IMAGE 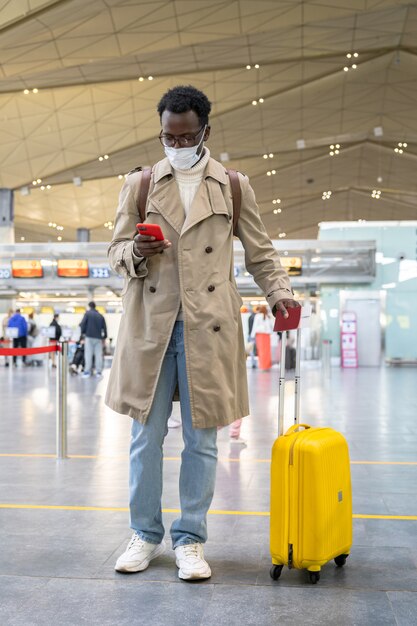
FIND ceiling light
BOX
[57,236,62,241]
[258,98,264,103]
[148,76,153,80]
[296,139,306,150]
[346,53,352,59]
[272,198,281,204]
[373,126,384,137]
[263,154,268,159]
[20,237,25,241]
[99,156,104,161]
[32,180,37,186]
[37,178,41,183]
[20,186,30,196]
[343,66,349,72]
[118,174,123,179]
[254,64,260,69]
[252,100,257,106]
[138,77,144,82]
[269,153,273,158]
[32,88,38,93]
[46,185,51,190]
[371,189,381,199]
[104,154,109,159]
[23,89,29,95]
[352,64,357,69]
[40,185,45,190]
[246,65,251,70]
[353,52,359,58]
[73,176,82,186]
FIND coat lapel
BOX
[181,157,231,236]
[147,176,185,236]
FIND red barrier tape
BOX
[0,345,60,356]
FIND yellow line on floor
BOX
[0,504,416,520]
[1,453,416,466]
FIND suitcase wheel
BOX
[334,554,349,568]
[308,571,320,584]
[270,564,283,581]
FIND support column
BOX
[77,228,90,242]
[0,189,15,244]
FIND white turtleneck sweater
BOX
[172,147,211,320]
[172,147,211,217]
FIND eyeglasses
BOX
[159,125,205,148]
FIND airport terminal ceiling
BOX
[1,0,417,244]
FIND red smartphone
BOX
[273,305,301,332]
[136,223,164,241]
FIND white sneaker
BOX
[167,416,181,428]
[175,543,211,580]
[115,533,166,573]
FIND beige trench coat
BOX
[105,155,293,428]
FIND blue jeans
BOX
[84,337,103,373]
[129,321,218,548]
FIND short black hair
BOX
[157,85,211,126]
[89,301,96,309]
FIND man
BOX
[7,309,28,367]
[106,85,299,580]
[49,313,62,369]
[80,301,107,378]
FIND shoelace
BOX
[128,534,146,550]
[181,544,200,558]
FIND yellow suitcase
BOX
[270,325,352,584]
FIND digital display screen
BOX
[11,260,43,278]
[280,257,302,276]
[57,259,89,278]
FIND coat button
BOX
[213,325,221,332]
[149,286,156,293]
[205,246,213,253]
[208,285,215,292]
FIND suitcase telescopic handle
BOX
[278,326,302,437]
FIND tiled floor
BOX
[0,360,416,625]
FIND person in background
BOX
[27,312,38,343]
[1,308,14,367]
[80,301,107,378]
[250,305,274,370]
[49,313,62,368]
[247,305,259,368]
[7,308,28,367]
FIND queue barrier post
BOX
[56,340,68,459]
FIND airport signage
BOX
[0,265,11,279]
[280,256,302,276]
[11,260,43,278]
[90,266,111,279]
[57,259,89,278]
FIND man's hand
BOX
[273,298,301,319]
[133,234,171,258]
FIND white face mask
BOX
[164,126,206,170]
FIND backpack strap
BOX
[137,167,152,222]
[226,169,241,236]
